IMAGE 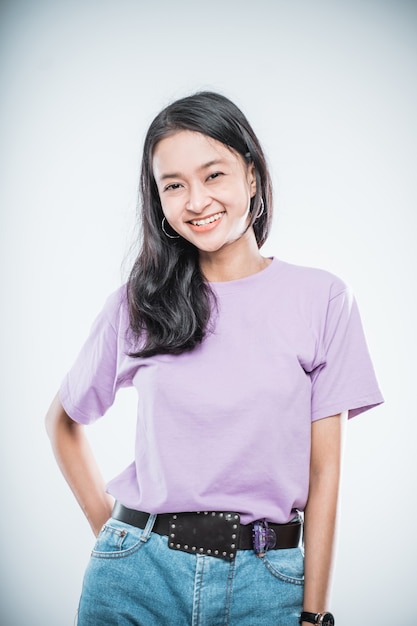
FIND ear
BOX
[248,162,257,197]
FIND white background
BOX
[1,1,415,624]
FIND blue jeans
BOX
[77,515,304,625]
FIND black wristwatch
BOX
[300,611,335,626]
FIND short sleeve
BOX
[59,287,134,424]
[310,287,384,421]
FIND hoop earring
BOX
[162,217,180,239]
[255,197,265,219]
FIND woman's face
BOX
[152,130,256,254]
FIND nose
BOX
[187,182,212,214]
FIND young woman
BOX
[45,92,383,626]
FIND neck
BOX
[199,231,270,282]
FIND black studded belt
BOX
[112,502,302,561]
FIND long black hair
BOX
[127,91,273,357]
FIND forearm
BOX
[302,414,344,621]
[302,465,339,615]
[45,392,114,536]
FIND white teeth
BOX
[190,212,224,226]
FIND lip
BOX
[187,211,225,232]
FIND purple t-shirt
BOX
[60,258,383,524]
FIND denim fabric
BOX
[77,516,304,626]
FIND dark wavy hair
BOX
[127,91,273,357]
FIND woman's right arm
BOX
[45,392,114,536]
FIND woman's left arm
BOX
[302,412,347,623]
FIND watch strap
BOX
[300,613,320,624]
[300,612,335,625]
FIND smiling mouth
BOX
[189,212,225,227]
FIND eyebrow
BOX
[158,159,225,182]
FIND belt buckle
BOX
[252,519,277,556]
[168,511,240,561]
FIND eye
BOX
[207,172,223,181]
[164,182,182,192]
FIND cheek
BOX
[161,203,187,228]
[236,185,252,212]
[159,196,177,216]
[224,181,250,204]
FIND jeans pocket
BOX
[261,547,304,585]
[91,519,145,560]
